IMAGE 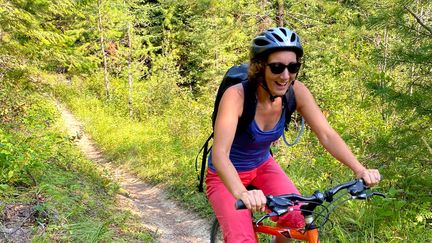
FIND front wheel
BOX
[210,217,223,243]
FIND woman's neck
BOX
[256,84,280,104]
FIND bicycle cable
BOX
[288,201,330,230]
[319,194,353,229]
[311,204,331,228]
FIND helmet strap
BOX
[259,78,296,102]
[260,80,279,102]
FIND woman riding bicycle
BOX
[206,27,381,243]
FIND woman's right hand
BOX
[238,189,267,212]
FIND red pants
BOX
[206,157,304,243]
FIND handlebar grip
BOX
[235,200,247,210]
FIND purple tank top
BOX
[208,111,285,172]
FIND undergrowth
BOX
[0,80,153,242]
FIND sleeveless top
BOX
[208,110,285,172]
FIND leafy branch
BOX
[404,6,432,36]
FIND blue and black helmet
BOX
[251,27,303,59]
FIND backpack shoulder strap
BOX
[237,80,257,131]
[195,132,213,192]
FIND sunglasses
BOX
[267,62,301,74]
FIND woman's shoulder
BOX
[292,80,306,89]
[218,83,245,117]
[223,83,245,101]
[292,80,311,96]
[292,80,317,110]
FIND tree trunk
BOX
[97,0,110,99]
[127,18,134,119]
[409,0,423,96]
[276,0,284,27]
[257,0,271,32]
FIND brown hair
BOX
[247,58,266,89]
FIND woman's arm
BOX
[212,84,266,212]
[294,81,381,186]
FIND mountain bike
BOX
[210,179,384,243]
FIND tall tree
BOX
[276,0,284,27]
[97,0,110,99]
[257,0,272,32]
[124,0,134,119]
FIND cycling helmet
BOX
[251,27,303,59]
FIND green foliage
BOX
[0,97,56,186]
[0,0,153,236]
[0,84,153,241]
[3,0,432,241]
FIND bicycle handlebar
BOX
[235,200,248,210]
[235,179,385,211]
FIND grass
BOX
[0,91,153,242]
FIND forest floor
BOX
[55,101,211,243]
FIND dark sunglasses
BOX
[267,62,301,74]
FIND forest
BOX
[1,0,431,241]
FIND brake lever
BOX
[267,195,294,208]
[370,192,386,198]
[352,192,367,200]
[353,191,386,200]
[266,195,293,216]
[256,212,278,226]
[348,179,367,196]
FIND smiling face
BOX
[264,51,299,97]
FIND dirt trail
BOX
[55,101,211,243]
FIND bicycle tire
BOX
[210,217,223,243]
[210,216,274,242]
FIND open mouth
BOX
[275,81,289,87]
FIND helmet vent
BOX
[272,33,284,42]
[290,33,297,42]
[251,27,303,58]
[255,39,270,46]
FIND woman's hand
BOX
[238,189,267,212]
[356,169,381,186]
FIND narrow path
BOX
[55,101,211,243]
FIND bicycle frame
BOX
[253,223,319,243]
[250,200,321,242]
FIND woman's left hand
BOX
[356,169,381,187]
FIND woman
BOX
[206,27,381,243]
